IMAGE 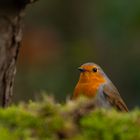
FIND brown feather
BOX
[103,83,128,112]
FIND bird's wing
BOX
[103,82,128,112]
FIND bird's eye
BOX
[93,67,97,72]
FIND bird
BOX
[72,62,128,112]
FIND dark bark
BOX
[0,0,37,107]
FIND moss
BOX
[0,96,139,140]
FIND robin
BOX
[72,62,128,112]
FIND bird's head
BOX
[78,62,106,83]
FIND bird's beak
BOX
[78,67,85,72]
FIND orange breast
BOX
[73,82,100,99]
[73,69,106,99]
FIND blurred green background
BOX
[14,0,140,109]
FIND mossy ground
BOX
[0,96,139,140]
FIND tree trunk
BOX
[0,0,37,107]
